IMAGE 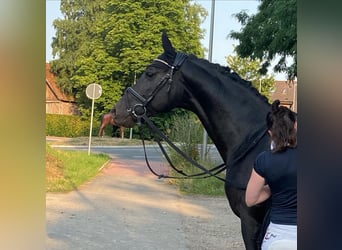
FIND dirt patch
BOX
[46,153,64,181]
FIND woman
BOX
[246,100,297,250]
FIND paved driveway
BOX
[46,151,244,249]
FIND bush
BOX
[169,112,203,159]
[166,113,225,195]
[46,114,91,137]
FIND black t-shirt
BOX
[254,147,297,225]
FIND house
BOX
[271,80,297,112]
[46,63,80,115]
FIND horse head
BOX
[114,33,187,128]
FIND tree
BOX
[50,0,207,119]
[227,53,275,99]
[229,0,296,79]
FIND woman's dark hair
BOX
[266,100,297,152]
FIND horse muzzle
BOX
[112,100,136,128]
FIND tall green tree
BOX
[227,53,275,99]
[229,0,296,79]
[51,0,104,95]
[50,0,207,119]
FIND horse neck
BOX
[179,59,270,161]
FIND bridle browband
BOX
[125,52,188,123]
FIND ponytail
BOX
[267,100,297,152]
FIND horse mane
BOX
[187,54,270,104]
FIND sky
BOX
[46,0,286,80]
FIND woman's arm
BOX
[245,169,271,207]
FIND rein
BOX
[139,113,227,181]
[137,113,268,182]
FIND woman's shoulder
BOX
[255,150,273,164]
[256,149,273,159]
[283,146,298,156]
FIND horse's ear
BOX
[162,32,176,58]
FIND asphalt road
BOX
[54,144,167,159]
[51,144,223,163]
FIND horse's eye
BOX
[145,71,154,77]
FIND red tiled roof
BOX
[271,80,296,103]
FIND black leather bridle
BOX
[125,52,188,124]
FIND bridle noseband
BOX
[125,52,187,122]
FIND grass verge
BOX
[46,144,110,192]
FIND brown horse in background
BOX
[98,113,125,139]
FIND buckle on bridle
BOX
[131,103,146,118]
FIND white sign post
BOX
[86,83,102,155]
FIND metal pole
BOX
[201,0,215,160]
[208,0,215,63]
[129,72,136,139]
[88,86,96,155]
[129,125,133,139]
[292,80,297,112]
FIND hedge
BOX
[46,114,92,137]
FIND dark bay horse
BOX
[98,113,125,139]
[113,33,271,250]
